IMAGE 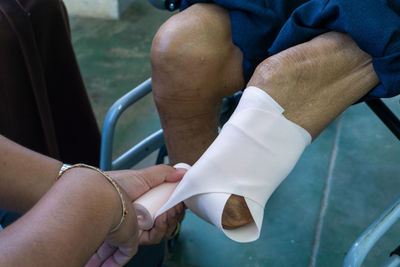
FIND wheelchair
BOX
[100,79,400,267]
[100,1,400,266]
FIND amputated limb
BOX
[153,6,379,232]
[221,32,380,229]
[221,194,253,230]
[248,32,379,138]
[155,86,310,242]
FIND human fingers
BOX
[85,254,102,267]
[135,165,185,190]
[165,167,187,183]
[114,165,184,200]
[85,243,116,267]
[139,213,168,245]
[101,245,138,267]
[165,203,185,238]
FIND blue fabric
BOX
[269,0,400,100]
[181,0,400,100]
[180,0,308,82]
[0,210,19,227]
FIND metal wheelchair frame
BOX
[100,78,239,171]
[105,2,400,263]
[100,83,400,267]
[340,100,400,267]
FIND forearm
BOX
[0,135,62,213]
[0,168,121,267]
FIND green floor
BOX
[70,1,400,266]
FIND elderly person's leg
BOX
[221,32,380,229]
[151,3,255,229]
[152,6,379,230]
[248,32,379,139]
[151,3,245,165]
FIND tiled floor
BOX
[70,2,400,266]
[70,1,171,158]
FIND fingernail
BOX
[173,163,190,170]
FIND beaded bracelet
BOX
[58,163,71,176]
[56,163,127,233]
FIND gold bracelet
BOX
[58,163,71,177]
[56,163,127,233]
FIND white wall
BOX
[63,0,134,19]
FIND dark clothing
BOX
[181,0,308,82]
[181,0,400,100]
[0,1,164,265]
[269,0,400,101]
[0,0,100,165]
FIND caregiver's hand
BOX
[86,165,186,267]
[111,165,186,245]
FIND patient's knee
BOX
[152,14,220,77]
[248,58,282,90]
[150,15,196,73]
[151,20,216,102]
[151,3,239,100]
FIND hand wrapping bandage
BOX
[133,163,188,230]
[133,181,179,230]
[138,86,311,242]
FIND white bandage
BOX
[132,163,189,230]
[133,181,179,230]
[155,86,311,242]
